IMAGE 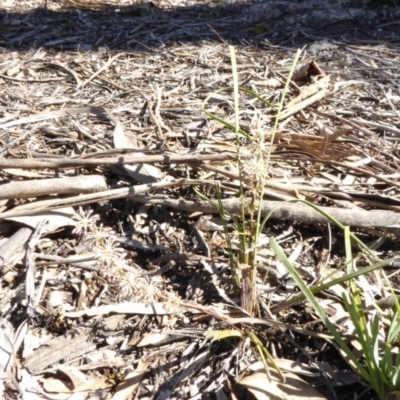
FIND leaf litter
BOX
[0,0,400,399]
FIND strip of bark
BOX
[0,175,107,200]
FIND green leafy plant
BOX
[271,229,400,400]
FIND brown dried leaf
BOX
[234,370,326,400]
[111,358,147,400]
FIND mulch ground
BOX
[1,1,400,399]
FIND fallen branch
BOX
[132,194,400,234]
[0,153,239,169]
[2,179,400,235]
[0,179,216,218]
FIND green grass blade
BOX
[201,86,274,140]
[259,198,375,261]
[392,355,400,386]
[272,256,399,312]
[268,48,301,165]
[271,237,371,381]
[388,312,400,344]
[228,46,248,262]
[248,332,283,379]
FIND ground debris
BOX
[0,1,400,399]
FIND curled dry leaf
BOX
[130,332,169,347]
[113,110,164,183]
[233,370,327,400]
[249,359,320,378]
[5,207,76,233]
[40,369,107,395]
[111,358,147,400]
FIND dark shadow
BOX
[0,1,399,53]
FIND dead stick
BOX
[0,179,216,219]
[2,183,400,235]
[132,195,400,233]
[78,53,122,89]
[0,153,240,170]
